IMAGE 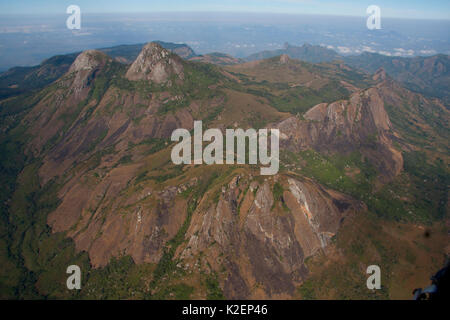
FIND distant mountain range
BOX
[344,52,450,103]
[0,41,196,100]
[243,43,450,103]
[190,52,244,66]
[1,41,449,103]
[0,53,79,99]
[100,41,197,64]
[245,43,341,63]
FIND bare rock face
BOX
[47,172,196,267]
[69,50,108,73]
[67,50,109,97]
[23,50,110,159]
[279,54,290,64]
[125,42,184,84]
[276,86,403,182]
[178,175,362,299]
[372,67,387,81]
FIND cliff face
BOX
[177,174,363,298]
[276,84,403,182]
[125,42,184,84]
[48,174,197,267]
[68,50,110,96]
[23,50,109,161]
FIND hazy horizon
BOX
[0,11,449,71]
[1,0,449,20]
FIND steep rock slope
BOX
[125,43,184,84]
[276,82,403,183]
[178,174,363,298]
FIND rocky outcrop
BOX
[125,42,184,84]
[69,50,108,73]
[48,172,198,267]
[178,174,363,298]
[372,67,387,82]
[276,85,403,182]
[279,54,290,64]
[22,50,111,160]
[67,50,109,96]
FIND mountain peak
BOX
[154,41,196,59]
[68,50,108,73]
[279,54,290,64]
[372,67,387,81]
[246,42,341,64]
[125,42,184,84]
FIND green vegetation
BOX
[267,81,350,114]
[284,148,448,223]
[148,170,225,299]
[385,101,449,151]
[238,80,350,115]
[285,150,376,197]
[157,98,191,115]
[205,274,225,300]
[272,182,289,212]
[117,154,133,165]
[128,138,167,155]
[0,158,91,299]
[345,52,450,103]
[401,151,448,221]
[296,206,447,300]
[297,280,316,300]
[0,53,78,100]
[80,256,150,299]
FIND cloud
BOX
[337,46,352,54]
[419,49,437,55]
[362,46,376,53]
[378,50,392,56]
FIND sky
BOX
[0,0,449,20]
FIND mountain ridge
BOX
[0,41,448,300]
[245,42,342,63]
[1,41,449,104]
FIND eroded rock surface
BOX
[276,85,403,182]
[178,175,363,298]
[125,42,184,84]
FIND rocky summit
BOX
[125,42,184,84]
